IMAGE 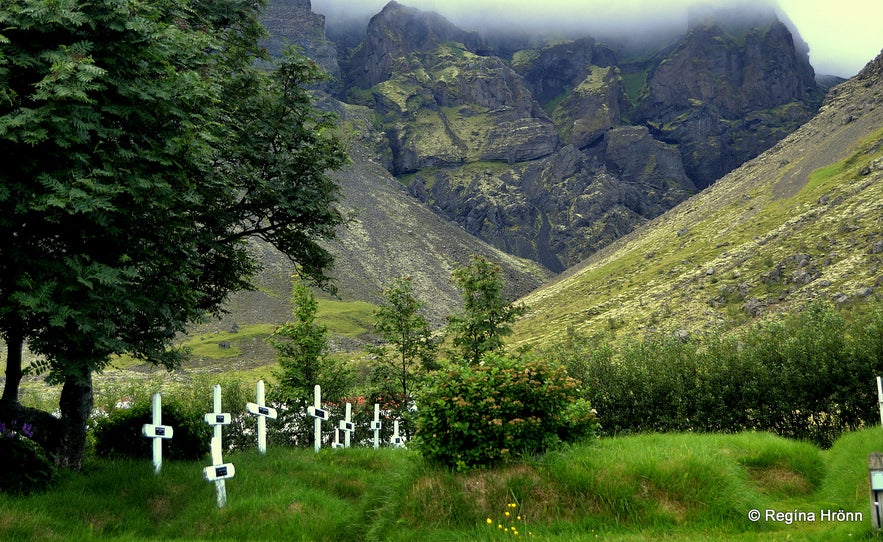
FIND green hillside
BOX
[513,54,883,347]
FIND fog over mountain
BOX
[310,0,883,78]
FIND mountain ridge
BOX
[513,50,883,345]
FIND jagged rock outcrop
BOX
[343,0,487,89]
[261,0,341,91]
[369,41,558,174]
[408,136,695,272]
[636,6,824,188]
[261,0,827,277]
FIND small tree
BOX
[447,256,526,364]
[267,278,353,447]
[369,276,438,437]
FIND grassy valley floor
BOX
[3,429,883,541]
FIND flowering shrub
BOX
[0,420,57,494]
[413,353,599,469]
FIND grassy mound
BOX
[1,430,881,540]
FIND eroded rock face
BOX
[344,0,487,89]
[262,0,826,273]
[261,0,341,91]
[370,42,558,174]
[636,9,823,188]
[408,138,695,272]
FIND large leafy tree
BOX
[0,0,346,468]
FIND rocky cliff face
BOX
[343,1,487,89]
[260,0,341,92]
[262,0,826,275]
[635,8,823,187]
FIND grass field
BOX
[3,429,883,541]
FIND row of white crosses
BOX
[141,382,403,508]
[307,384,404,451]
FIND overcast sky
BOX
[310,0,883,78]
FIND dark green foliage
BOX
[0,422,56,495]
[549,301,883,447]
[414,353,599,470]
[0,0,345,468]
[267,279,356,447]
[369,276,438,438]
[92,400,210,461]
[447,256,526,364]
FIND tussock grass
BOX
[2,430,880,540]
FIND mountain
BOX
[198,101,552,340]
[512,51,883,346]
[292,0,824,272]
[249,0,852,339]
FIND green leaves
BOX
[447,256,527,364]
[414,353,598,470]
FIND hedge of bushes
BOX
[547,302,883,447]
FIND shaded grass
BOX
[1,430,880,540]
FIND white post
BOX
[203,384,234,508]
[877,377,883,426]
[371,403,382,449]
[141,393,173,474]
[391,420,404,448]
[246,380,277,454]
[338,402,354,448]
[306,385,329,453]
[332,428,344,448]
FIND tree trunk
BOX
[0,331,63,458]
[1,328,24,406]
[56,367,93,470]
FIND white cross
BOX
[246,380,277,454]
[141,393,173,474]
[332,428,344,448]
[306,384,329,453]
[391,419,404,448]
[338,402,354,448]
[370,403,382,449]
[877,377,883,426]
[203,384,234,508]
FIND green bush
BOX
[548,301,883,447]
[0,422,57,495]
[414,354,599,470]
[92,399,211,461]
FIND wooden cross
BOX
[338,402,354,448]
[245,380,277,454]
[370,403,382,449]
[202,384,235,508]
[306,385,329,453]
[141,393,173,474]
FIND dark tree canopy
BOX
[0,0,346,468]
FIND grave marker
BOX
[876,377,883,426]
[306,385,329,452]
[391,420,404,448]
[371,403,382,449]
[332,428,344,449]
[338,402,354,448]
[203,384,234,508]
[245,380,277,454]
[141,393,173,474]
